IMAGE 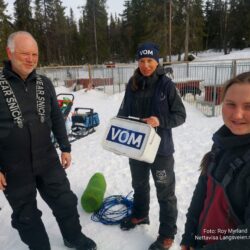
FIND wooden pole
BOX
[86,64,93,92]
[184,0,190,61]
[169,0,172,62]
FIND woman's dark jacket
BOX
[181,125,250,250]
[0,61,70,172]
[117,67,186,156]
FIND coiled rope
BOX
[91,192,133,225]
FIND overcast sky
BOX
[5,0,125,20]
[61,0,125,19]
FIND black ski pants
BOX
[3,162,82,250]
[1,123,82,250]
[129,154,177,238]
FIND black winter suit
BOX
[0,62,82,250]
[118,67,186,238]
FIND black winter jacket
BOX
[181,125,250,250]
[0,61,70,153]
[118,67,186,156]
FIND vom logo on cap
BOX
[136,42,160,62]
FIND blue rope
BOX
[91,192,133,225]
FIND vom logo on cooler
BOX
[106,125,145,149]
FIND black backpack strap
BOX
[222,149,250,187]
[207,146,221,174]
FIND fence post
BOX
[212,66,218,117]
[112,67,114,94]
[232,59,237,77]
[102,67,106,93]
[118,67,122,93]
[186,61,189,78]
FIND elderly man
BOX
[0,31,97,250]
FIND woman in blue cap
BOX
[118,42,186,250]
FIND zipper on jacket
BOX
[142,79,146,90]
[22,80,28,92]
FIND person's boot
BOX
[120,216,150,230]
[148,235,173,250]
[64,233,97,250]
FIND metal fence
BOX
[1,58,249,116]
[37,64,137,94]
[36,59,250,116]
[170,59,250,116]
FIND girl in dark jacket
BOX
[118,42,186,250]
[181,71,250,250]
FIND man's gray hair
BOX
[7,31,36,52]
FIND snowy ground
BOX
[0,87,223,250]
[173,48,250,62]
[0,49,249,250]
[194,48,250,61]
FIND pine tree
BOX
[0,0,13,64]
[33,0,46,64]
[129,0,150,54]
[120,0,134,61]
[51,0,68,64]
[13,0,33,31]
[145,0,170,60]
[204,0,225,51]
[172,0,186,60]
[108,14,123,62]
[35,0,69,65]
[228,0,250,49]
[79,0,109,64]
[189,0,205,53]
[66,8,81,64]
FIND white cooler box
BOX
[102,117,161,163]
